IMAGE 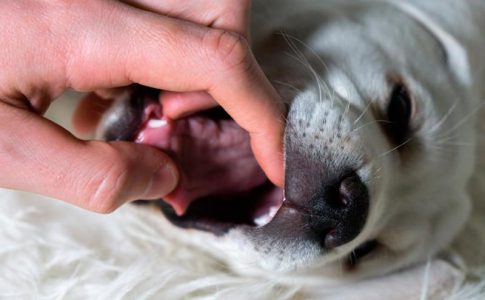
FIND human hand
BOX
[75,0,286,187]
[0,0,284,213]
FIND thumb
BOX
[0,102,178,213]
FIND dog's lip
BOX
[157,183,284,234]
[131,99,285,230]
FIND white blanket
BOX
[0,188,483,300]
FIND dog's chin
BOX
[108,89,285,235]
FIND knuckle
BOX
[205,29,251,72]
[84,146,132,214]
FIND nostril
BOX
[339,176,354,206]
[339,173,366,207]
[324,228,339,249]
[327,173,365,209]
[310,172,369,249]
[339,194,349,207]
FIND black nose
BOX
[307,173,369,249]
[285,167,369,249]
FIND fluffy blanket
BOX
[0,189,484,300]
[0,94,484,300]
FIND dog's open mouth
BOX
[113,90,284,234]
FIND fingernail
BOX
[145,162,179,199]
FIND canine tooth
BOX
[254,206,279,227]
[135,132,145,143]
[268,206,279,218]
[254,214,271,227]
[147,119,168,128]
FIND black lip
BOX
[101,86,160,142]
[158,181,277,235]
[154,201,237,236]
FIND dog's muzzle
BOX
[98,86,368,250]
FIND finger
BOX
[161,89,285,186]
[58,1,284,185]
[204,39,286,187]
[72,93,113,135]
[94,87,131,100]
[0,102,179,213]
[121,0,251,36]
[160,91,217,119]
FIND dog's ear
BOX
[387,0,472,86]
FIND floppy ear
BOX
[386,0,472,86]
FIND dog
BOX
[96,0,485,292]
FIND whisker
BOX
[434,141,473,147]
[378,137,413,158]
[352,119,392,133]
[436,101,485,139]
[273,80,302,93]
[284,51,324,103]
[353,101,373,126]
[279,33,337,99]
[344,101,351,123]
[419,256,432,300]
[280,32,337,105]
[428,101,458,133]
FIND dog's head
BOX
[97,2,478,279]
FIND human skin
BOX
[0,0,284,213]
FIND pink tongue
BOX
[135,108,267,215]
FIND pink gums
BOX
[134,104,268,215]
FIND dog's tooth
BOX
[254,206,279,227]
[135,132,145,143]
[254,214,271,227]
[147,119,168,128]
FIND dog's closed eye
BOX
[385,83,413,146]
[346,240,379,270]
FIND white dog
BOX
[97,0,485,297]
